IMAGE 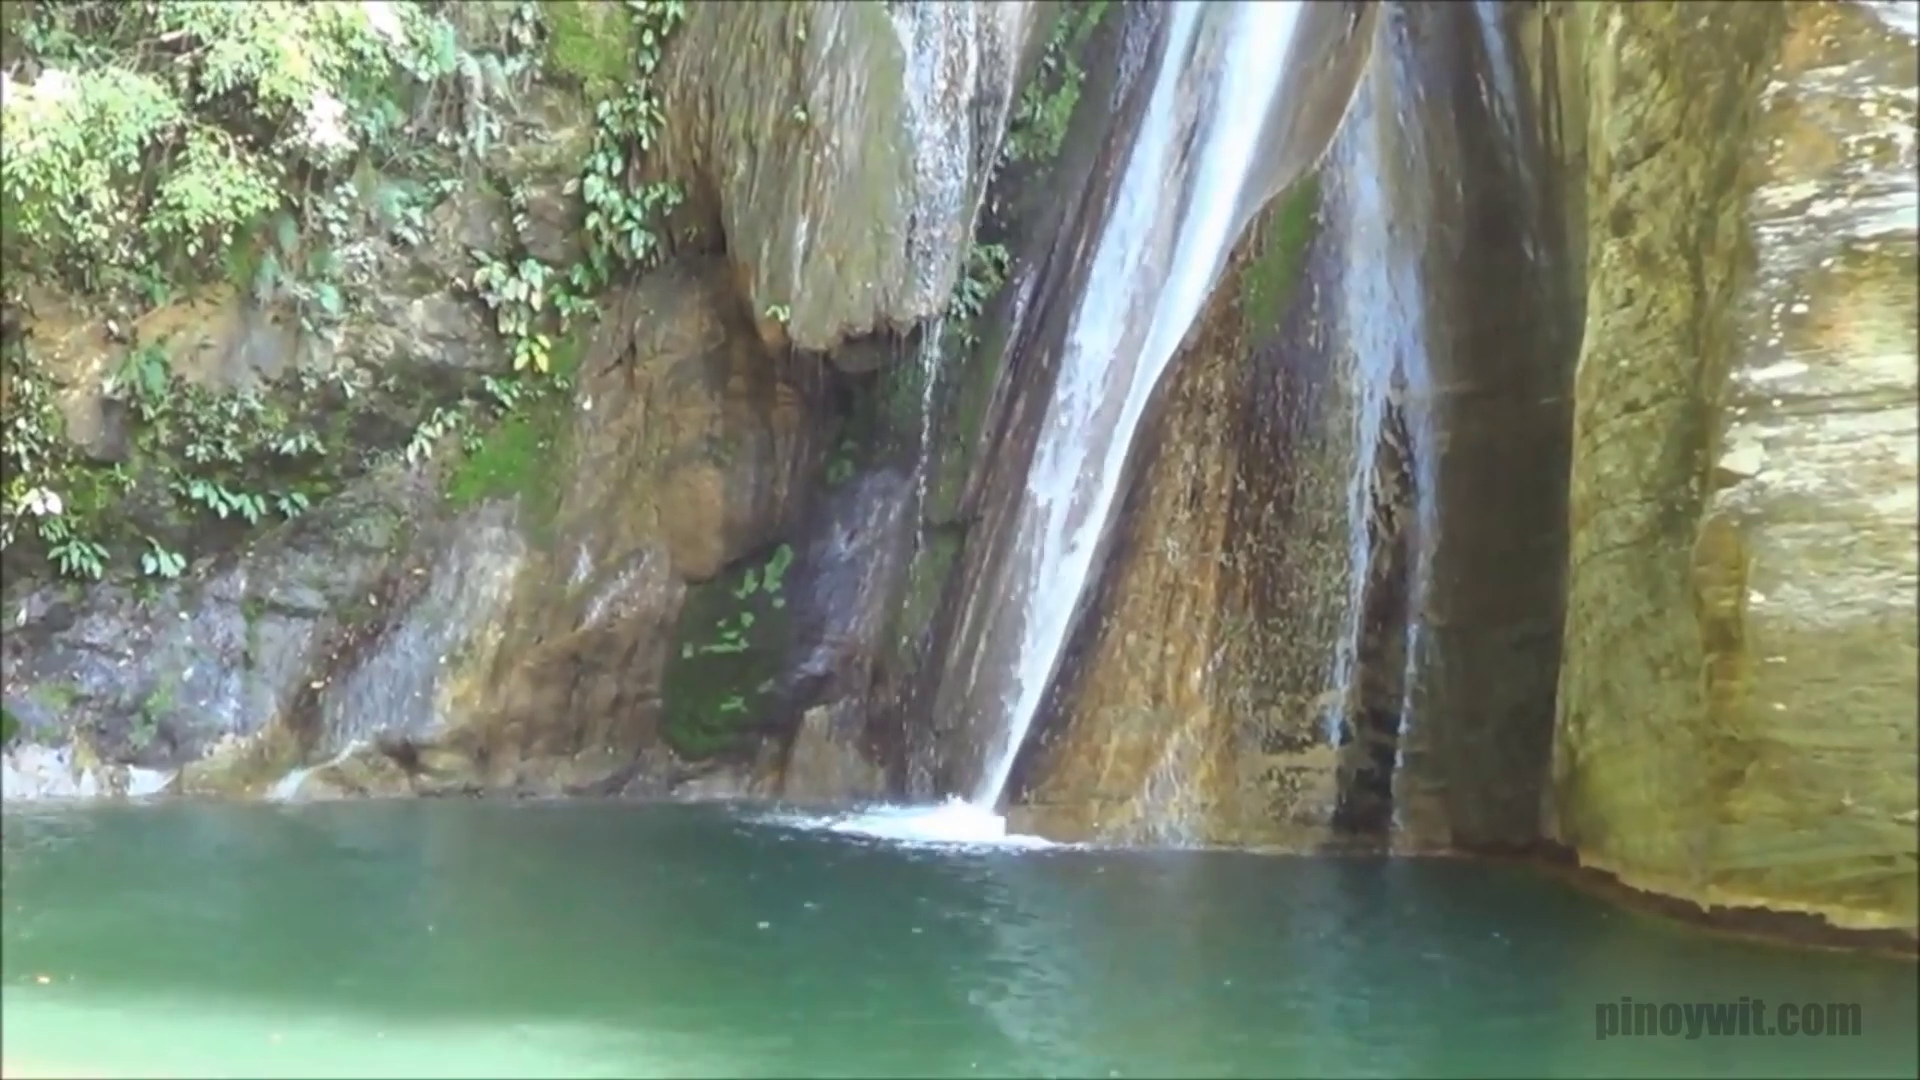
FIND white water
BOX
[969,1,1313,810]
[911,319,947,524]
[1319,21,1438,803]
[266,741,367,801]
[769,797,1061,850]
[889,1,1033,311]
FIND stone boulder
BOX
[656,1,1038,355]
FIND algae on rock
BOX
[1549,0,1918,934]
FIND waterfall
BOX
[910,320,946,535]
[267,741,367,802]
[966,1,1320,810]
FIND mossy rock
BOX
[1003,0,1114,166]
[442,330,583,530]
[444,399,565,511]
[1239,174,1323,340]
[886,525,961,676]
[659,542,799,760]
[541,1,637,98]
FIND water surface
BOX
[2,802,1913,1078]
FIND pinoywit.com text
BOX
[1594,998,1863,1041]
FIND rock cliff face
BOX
[5,261,824,800]
[654,0,1036,356]
[2,0,1049,803]
[1547,0,1918,933]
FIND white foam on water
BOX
[765,798,1061,851]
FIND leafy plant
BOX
[0,0,535,576]
[0,0,695,581]
[140,538,188,579]
[1,2,476,295]
[1002,1,1109,165]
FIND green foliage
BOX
[662,542,797,759]
[572,0,685,290]
[461,0,687,369]
[0,0,540,577]
[2,0,694,581]
[120,343,333,571]
[470,251,570,373]
[947,242,1010,349]
[825,434,861,487]
[0,1,495,295]
[0,323,69,554]
[1002,0,1108,165]
[445,0,686,470]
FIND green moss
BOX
[660,543,798,760]
[60,462,131,524]
[444,332,582,523]
[542,1,637,98]
[1004,0,1111,164]
[1239,174,1323,339]
[1,704,18,744]
[926,309,1011,525]
[444,402,563,510]
[886,527,960,677]
[32,682,77,711]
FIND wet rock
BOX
[657,1,1037,352]
[492,85,596,268]
[1,742,173,801]
[671,739,785,802]
[1362,2,1581,851]
[574,262,818,583]
[292,501,530,791]
[1549,0,1918,934]
[784,468,915,708]
[782,701,888,805]
[1010,161,1354,846]
[2,461,435,796]
[280,749,415,801]
[439,261,821,791]
[6,262,824,803]
[934,2,1387,841]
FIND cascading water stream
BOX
[968,1,1317,810]
[910,320,946,536]
[807,0,1373,847]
